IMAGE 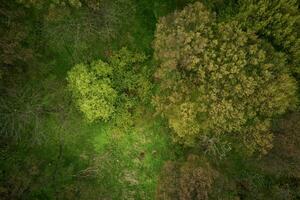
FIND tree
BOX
[236,0,300,76]
[0,1,33,68]
[0,69,66,142]
[17,0,83,9]
[67,48,152,123]
[67,60,117,122]
[261,112,300,178]
[156,155,218,200]
[153,2,298,154]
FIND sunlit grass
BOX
[90,114,180,199]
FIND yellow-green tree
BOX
[67,48,151,124]
[153,2,298,154]
[67,60,117,122]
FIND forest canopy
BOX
[0,0,300,199]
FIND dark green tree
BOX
[237,0,300,75]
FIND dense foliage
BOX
[67,48,152,123]
[237,0,300,75]
[67,60,117,122]
[153,2,298,154]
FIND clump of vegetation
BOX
[67,48,152,123]
[67,60,117,122]
[261,112,300,178]
[237,0,300,75]
[0,1,33,67]
[153,2,298,154]
[156,155,218,200]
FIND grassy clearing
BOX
[90,113,181,199]
[1,105,179,199]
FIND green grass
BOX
[1,106,180,199]
[88,114,180,199]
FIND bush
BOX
[153,2,298,154]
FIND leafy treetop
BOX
[67,48,152,124]
[153,2,298,155]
